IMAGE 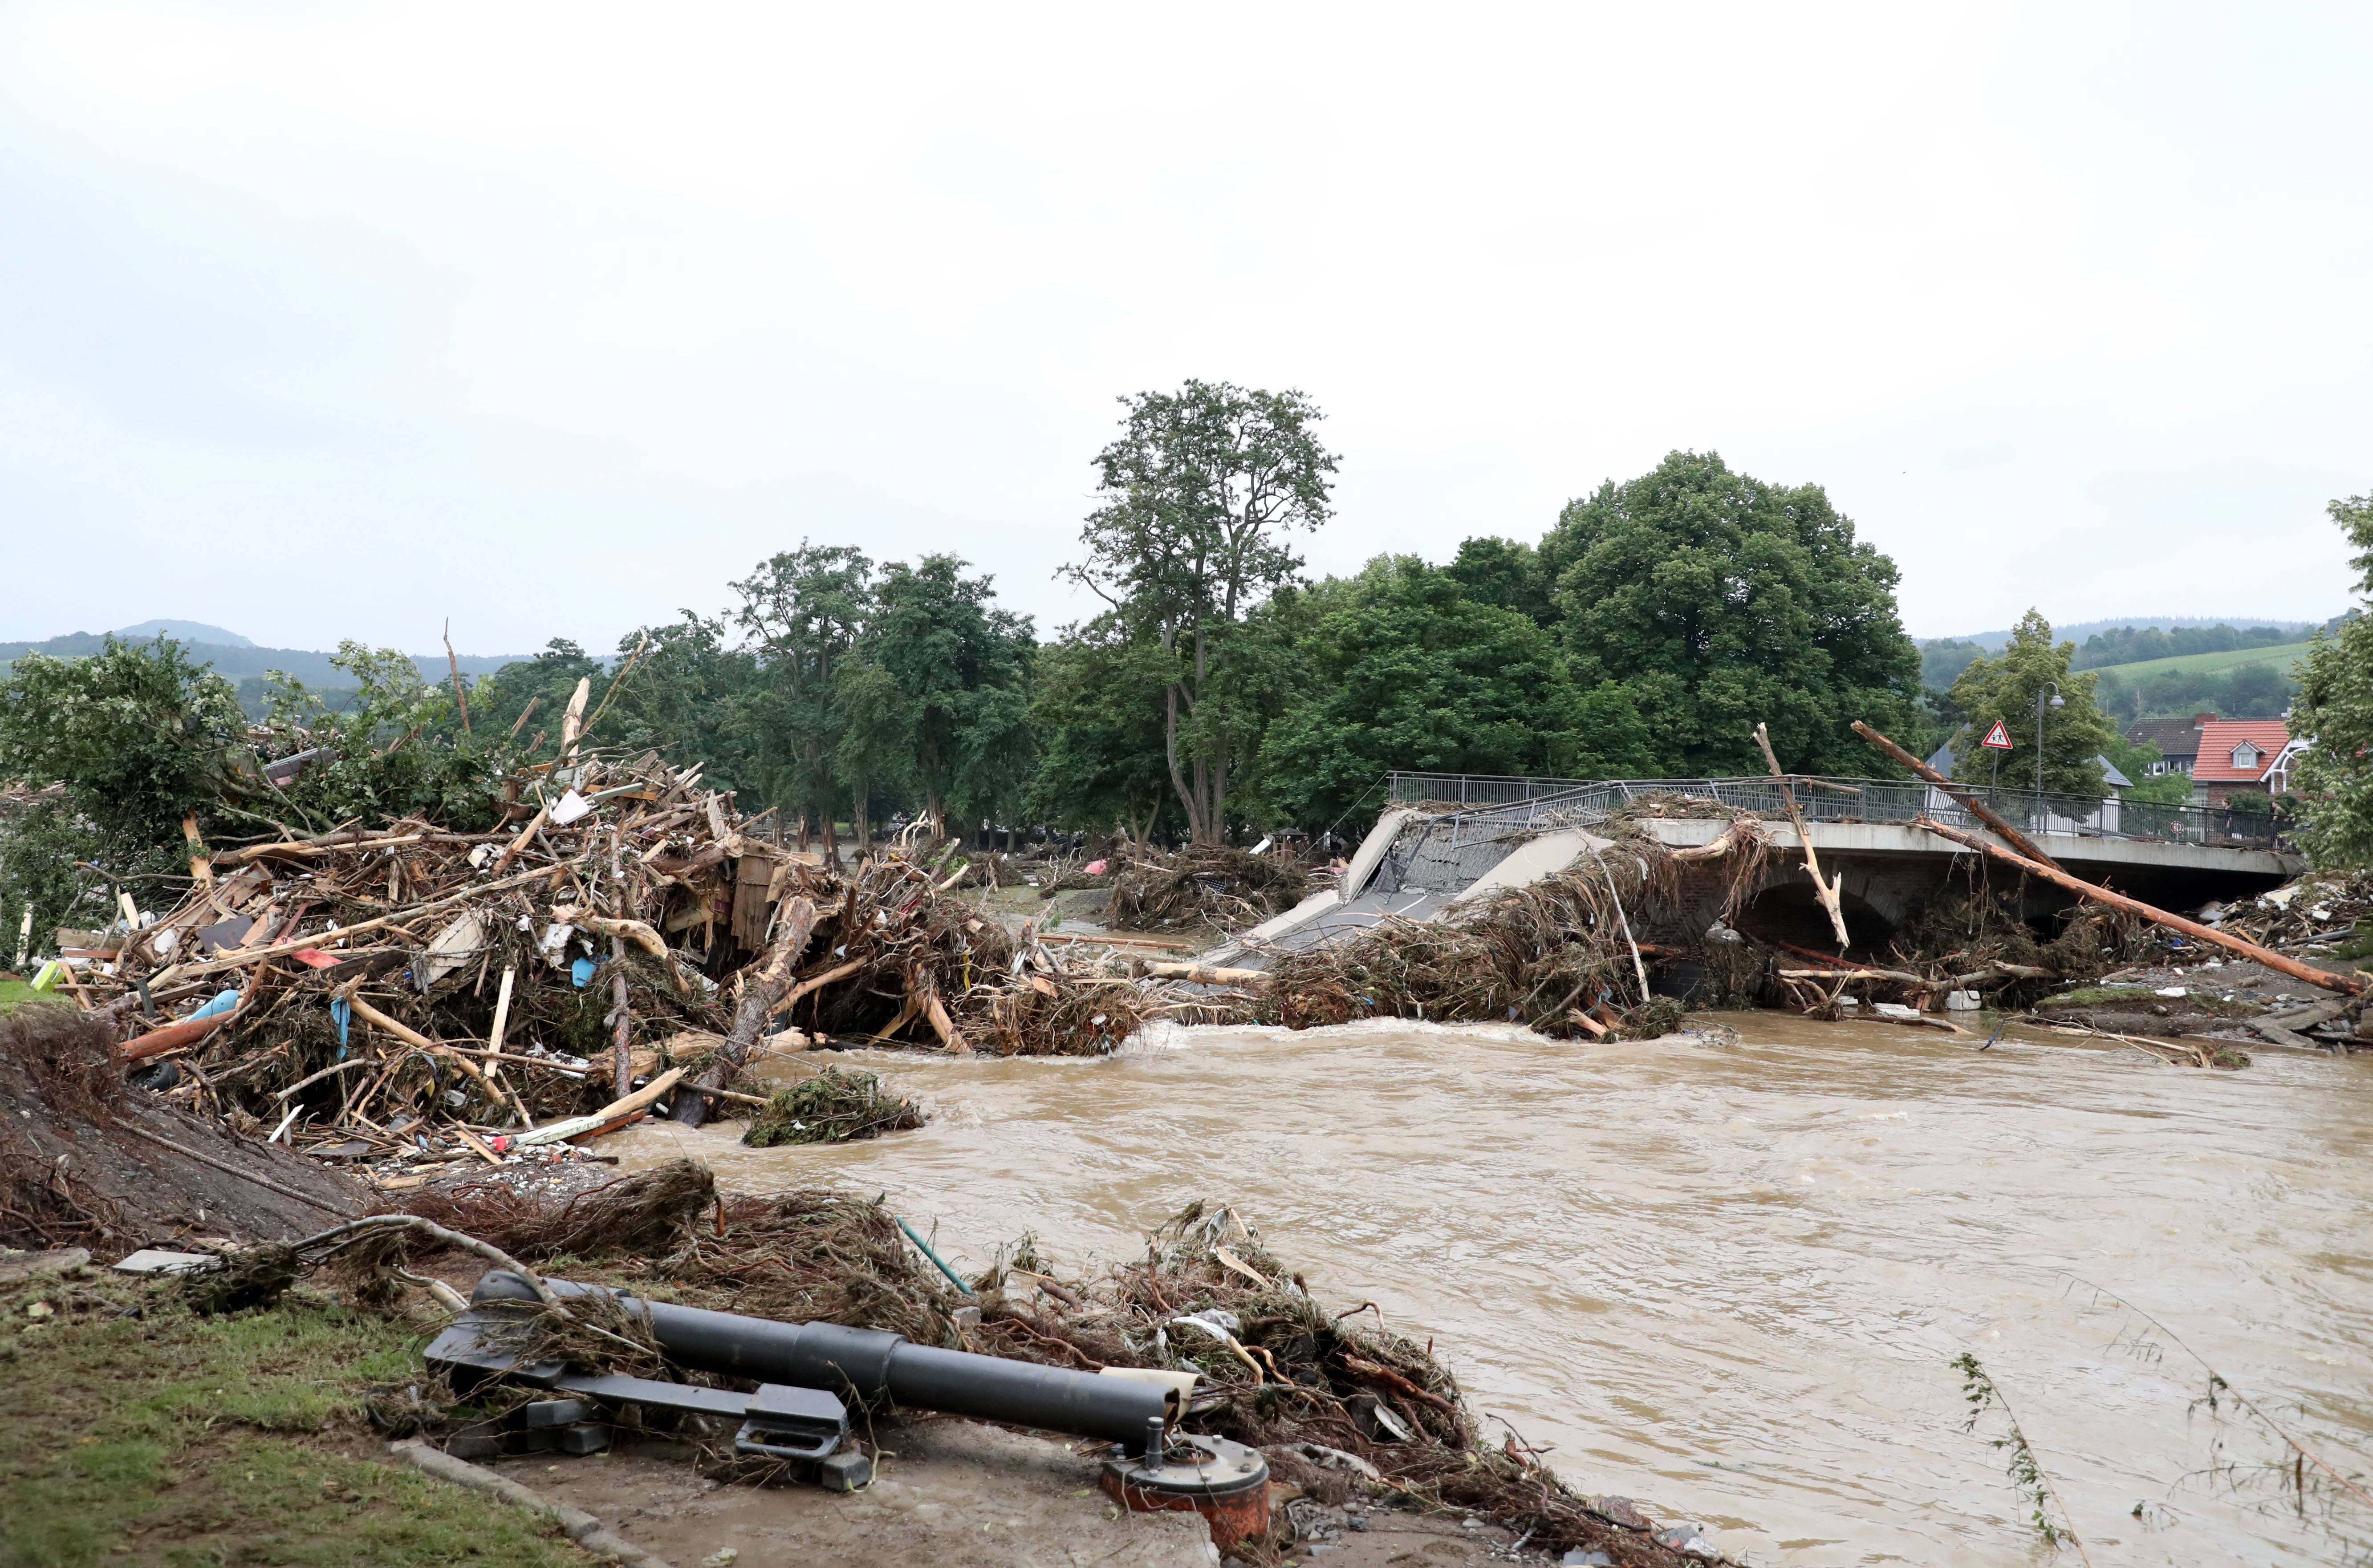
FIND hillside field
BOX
[2086,639,2314,680]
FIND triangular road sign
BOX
[1981,720,2014,750]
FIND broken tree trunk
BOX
[1754,723,1850,949]
[1912,816,2363,997]
[673,895,817,1129]
[1142,960,1273,988]
[1852,719,2064,872]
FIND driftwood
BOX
[1142,960,1273,988]
[673,896,817,1129]
[518,1066,683,1145]
[1853,719,2064,871]
[1755,722,1849,948]
[1913,816,2363,997]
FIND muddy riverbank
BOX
[611,1015,2373,1566]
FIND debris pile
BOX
[2215,874,2373,958]
[32,750,1159,1187]
[743,1067,923,1147]
[1241,848,1689,1040]
[1108,847,1310,934]
[357,1169,1714,1564]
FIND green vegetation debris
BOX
[743,1067,924,1147]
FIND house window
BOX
[2231,743,2259,770]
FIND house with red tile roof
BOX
[2190,718,2290,806]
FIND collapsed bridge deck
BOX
[1215,773,2303,969]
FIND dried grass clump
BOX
[403,1158,720,1261]
[743,1068,922,1147]
[5,1004,124,1126]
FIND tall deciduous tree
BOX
[1068,381,1337,843]
[733,544,872,855]
[865,555,1035,842]
[1025,618,1176,849]
[1542,450,1922,775]
[1945,610,2119,795]
[1260,558,1614,826]
[0,637,246,848]
[2289,492,2373,867]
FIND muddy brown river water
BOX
[610,1017,2373,1565]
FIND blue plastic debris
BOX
[188,989,241,1022]
[571,956,598,988]
[329,996,352,1052]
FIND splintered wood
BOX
[60,749,1157,1177]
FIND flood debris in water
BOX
[344,1167,1724,1565]
[741,1066,922,1147]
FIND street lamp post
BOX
[2035,681,2064,797]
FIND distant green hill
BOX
[0,631,528,685]
[2086,641,2313,680]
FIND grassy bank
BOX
[0,1268,577,1568]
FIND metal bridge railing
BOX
[1383,772,2291,851]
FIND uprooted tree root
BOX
[362,1163,1713,1565]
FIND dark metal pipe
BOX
[472,1272,1168,1446]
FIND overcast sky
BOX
[2,2,2366,655]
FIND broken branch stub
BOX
[1755,722,1850,949]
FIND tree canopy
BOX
[1944,611,2120,795]
[1541,450,1922,775]
[2289,492,2373,867]
[1260,559,1592,825]
[1068,380,1337,843]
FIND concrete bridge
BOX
[1216,773,2304,967]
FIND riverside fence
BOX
[1383,772,2291,852]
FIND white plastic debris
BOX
[548,788,593,827]
[1944,990,1981,1011]
[2156,986,2188,997]
[113,1249,216,1276]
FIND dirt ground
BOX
[2030,956,2361,1045]
[515,1418,1541,1568]
[0,1002,366,1255]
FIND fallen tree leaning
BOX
[1854,719,2064,871]
[1912,816,2363,997]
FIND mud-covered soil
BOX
[2029,957,2361,1045]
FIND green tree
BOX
[1068,380,1337,843]
[1024,619,1176,847]
[733,544,873,854]
[2290,492,2373,866]
[1260,558,1606,826]
[470,639,609,750]
[1945,611,2119,796]
[255,642,514,830]
[830,660,907,856]
[0,637,246,848]
[597,615,760,794]
[1541,450,1922,775]
[1446,536,1556,626]
[865,555,1035,842]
